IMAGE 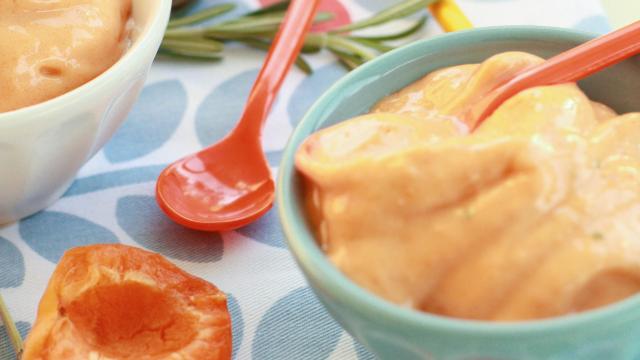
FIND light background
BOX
[601,0,640,28]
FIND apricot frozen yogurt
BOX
[296,51,640,321]
[22,244,232,360]
[0,0,133,113]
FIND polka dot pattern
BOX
[0,237,24,288]
[116,195,223,262]
[19,211,119,263]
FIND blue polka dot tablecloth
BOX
[0,1,612,359]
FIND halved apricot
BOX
[23,244,232,360]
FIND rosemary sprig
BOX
[246,0,292,16]
[161,0,433,72]
[162,38,224,53]
[330,0,435,33]
[350,16,428,41]
[238,38,313,74]
[0,293,23,359]
[167,3,235,28]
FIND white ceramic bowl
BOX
[0,0,172,224]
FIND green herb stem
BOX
[167,3,235,28]
[164,27,207,38]
[331,48,365,70]
[347,37,394,53]
[214,12,332,32]
[303,33,329,49]
[162,0,430,73]
[237,38,313,74]
[165,12,333,38]
[350,16,427,41]
[330,0,435,33]
[162,38,224,53]
[0,293,23,359]
[246,0,291,16]
[160,48,223,61]
[215,12,288,32]
[326,36,378,61]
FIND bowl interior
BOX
[279,26,640,333]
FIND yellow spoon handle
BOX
[429,0,473,32]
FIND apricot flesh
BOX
[23,244,232,360]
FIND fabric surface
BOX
[0,0,611,359]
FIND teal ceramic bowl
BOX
[277,26,640,360]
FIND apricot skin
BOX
[23,244,232,360]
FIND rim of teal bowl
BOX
[278,25,640,337]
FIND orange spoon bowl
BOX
[156,0,320,231]
[156,135,274,231]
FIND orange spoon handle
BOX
[475,20,640,126]
[233,0,321,139]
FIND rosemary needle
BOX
[0,293,23,359]
[168,3,235,28]
[330,0,437,33]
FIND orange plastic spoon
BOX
[156,0,320,231]
[472,20,640,129]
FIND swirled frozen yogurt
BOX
[0,0,133,113]
[296,52,640,321]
